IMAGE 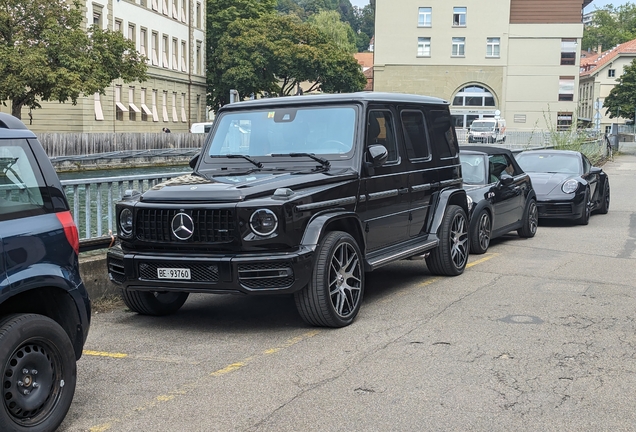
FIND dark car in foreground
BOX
[460,146,538,254]
[108,92,469,328]
[0,113,90,431]
[515,150,610,225]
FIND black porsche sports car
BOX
[460,146,538,254]
[515,149,610,225]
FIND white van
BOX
[190,122,215,134]
[467,118,506,143]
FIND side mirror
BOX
[590,166,602,175]
[498,173,514,186]
[189,154,200,169]
[367,144,388,168]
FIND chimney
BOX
[597,44,602,54]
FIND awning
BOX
[129,103,141,113]
[116,102,128,112]
[141,104,152,115]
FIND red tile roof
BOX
[354,53,374,70]
[580,39,636,76]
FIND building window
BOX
[196,2,201,28]
[173,0,179,19]
[114,19,122,33]
[94,93,104,121]
[140,28,147,57]
[196,41,202,75]
[151,32,159,65]
[152,89,159,122]
[140,0,146,7]
[608,69,616,77]
[559,76,575,101]
[128,87,140,121]
[162,35,169,67]
[162,91,169,122]
[452,85,495,107]
[172,92,178,122]
[557,112,573,131]
[418,7,432,27]
[92,7,102,29]
[486,37,500,58]
[196,95,201,122]
[181,0,186,22]
[181,40,187,72]
[453,7,466,26]
[115,86,127,121]
[140,88,151,121]
[172,38,178,69]
[128,24,135,44]
[162,0,169,15]
[452,37,465,56]
[152,0,158,11]
[561,39,576,65]
[181,93,187,122]
[417,37,431,57]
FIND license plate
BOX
[157,268,191,280]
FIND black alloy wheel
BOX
[0,314,76,432]
[295,231,364,328]
[426,205,469,276]
[120,290,189,316]
[597,180,610,214]
[576,189,591,225]
[470,210,491,254]
[518,199,538,238]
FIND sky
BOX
[350,0,370,8]
[585,0,631,12]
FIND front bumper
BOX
[536,196,585,220]
[107,245,314,295]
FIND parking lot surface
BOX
[60,148,636,431]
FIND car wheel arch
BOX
[428,189,468,236]
[301,211,366,255]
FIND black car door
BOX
[581,155,599,200]
[489,153,525,230]
[359,107,411,252]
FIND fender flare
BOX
[427,188,468,236]
[469,199,495,235]
[300,211,366,253]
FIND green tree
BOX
[207,0,277,109]
[0,0,147,120]
[582,3,636,52]
[308,10,356,53]
[603,59,636,121]
[354,3,374,52]
[216,14,365,101]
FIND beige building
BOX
[3,0,207,133]
[579,39,636,133]
[373,0,590,131]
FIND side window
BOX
[0,141,48,221]
[582,155,591,173]
[428,109,458,158]
[401,110,430,161]
[367,110,398,163]
[488,154,512,182]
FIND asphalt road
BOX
[60,147,636,432]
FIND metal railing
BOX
[61,171,189,251]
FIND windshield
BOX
[205,106,356,160]
[460,153,487,184]
[470,121,496,132]
[516,153,581,174]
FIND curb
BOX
[79,251,118,300]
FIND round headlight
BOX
[561,179,579,194]
[249,209,278,237]
[119,208,133,236]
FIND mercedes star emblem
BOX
[171,212,194,240]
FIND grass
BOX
[91,294,125,314]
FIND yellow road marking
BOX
[83,350,128,359]
[88,330,320,431]
[466,253,498,268]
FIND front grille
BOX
[108,257,126,285]
[539,203,573,216]
[238,263,295,289]
[138,262,219,283]
[135,209,235,243]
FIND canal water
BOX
[57,163,191,181]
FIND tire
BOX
[470,210,491,254]
[121,290,189,316]
[576,189,591,225]
[517,198,538,238]
[0,314,76,432]
[597,180,610,214]
[294,231,364,328]
[426,205,469,276]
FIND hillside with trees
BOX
[583,2,636,52]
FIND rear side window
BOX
[0,140,49,221]
[401,110,430,161]
[428,110,458,158]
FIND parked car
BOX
[459,146,538,254]
[0,113,90,431]
[190,121,215,134]
[515,149,610,225]
[107,92,469,328]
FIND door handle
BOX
[398,187,409,195]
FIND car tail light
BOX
[56,211,80,255]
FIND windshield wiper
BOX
[210,154,263,168]
[270,153,330,170]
